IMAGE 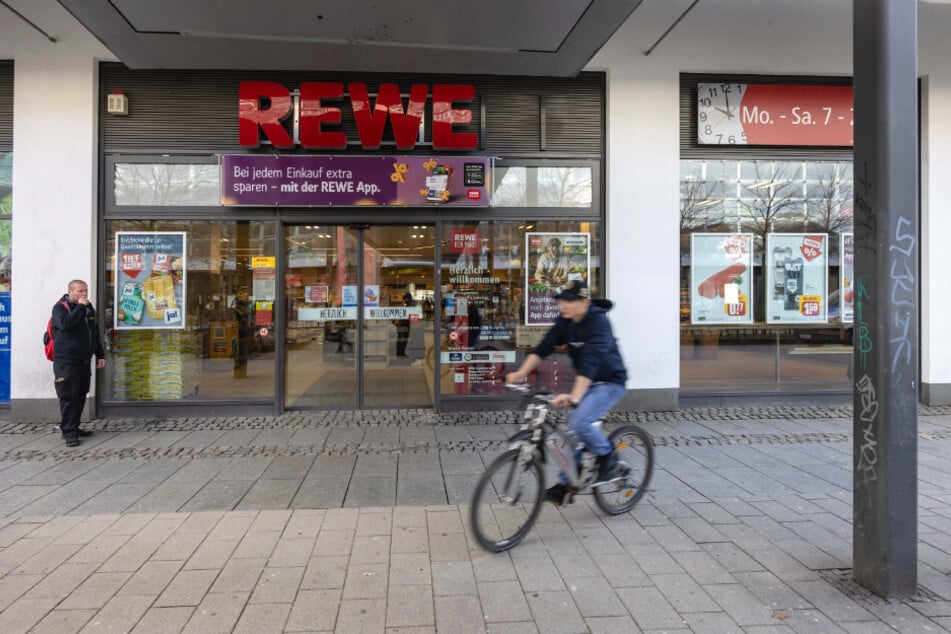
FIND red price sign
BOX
[800,235,824,261]
[121,252,145,278]
[724,237,748,261]
[799,295,822,317]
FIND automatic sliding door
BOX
[362,225,435,408]
[284,225,358,408]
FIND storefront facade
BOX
[95,66,605,415]
[5,1,951,420]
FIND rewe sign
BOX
[239,81,477,151]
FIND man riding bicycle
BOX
[506,280,628,506]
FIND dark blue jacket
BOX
[533,301,627,385]
[51,294,105,365]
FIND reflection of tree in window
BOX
[491,166,592,207]
[115,164,220,206]
[739,162,803,247]
[537,168,592,207]
[680,168,725,233]
[805,162,853,234]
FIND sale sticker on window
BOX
[765,233,829,324]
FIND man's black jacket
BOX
[51,294,105,365]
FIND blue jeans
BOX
[558,382,626,485]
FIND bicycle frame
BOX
[510,395,588,490]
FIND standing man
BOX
[51,280,105,447]
[506,280,627,505]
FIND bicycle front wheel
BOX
[469,448,545,552]
[594,424,654,515]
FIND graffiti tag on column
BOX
[855,373,879,508]
[853,162,877,251]
[854,276,872,371]
[888,216,916,373]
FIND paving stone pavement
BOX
[0,404,950,632]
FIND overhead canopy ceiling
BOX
[57,0,644,77]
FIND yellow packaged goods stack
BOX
[112,328,199,400]
[142,273,178,319]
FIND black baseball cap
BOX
[553,280,590,301]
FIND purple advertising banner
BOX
[220,155,490,207]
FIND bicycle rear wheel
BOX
[469,448,545,552]
[594,424,654,515]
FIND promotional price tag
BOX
[800,236,824,261]
[121,252,145,278]
[723,295,747,317]
[799,295,822,316]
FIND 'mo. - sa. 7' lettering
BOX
[239,81,477,151]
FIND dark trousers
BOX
[396,325,410,356]
[53,361,90,439]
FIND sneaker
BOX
[77,429,93,437]
[64,437,81,447]
[594,451,618,484]
[544,483,568,506]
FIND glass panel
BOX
[361,226,435,408]
[491,166,593,207]
[680,159,854,393]
[284,226,358,408]
[1,153,10,403]
[104,220,276,401]
[115,163,220,206]
[0,152,11,216]
[439,219,601,397]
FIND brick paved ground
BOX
[0,405,950,632]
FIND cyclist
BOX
[506,279,628,506]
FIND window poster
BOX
[0,218,10,402]
[840,233,853,323]
[525,232,590,326]
[765,233,828,323]
[690,234,753,325]
[114,232,186,330]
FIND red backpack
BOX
[43,301,69,361]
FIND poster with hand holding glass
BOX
[765,233,828,323]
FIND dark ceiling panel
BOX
[59,0,644,77]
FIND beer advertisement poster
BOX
[765,233,828,323]
[690,234,753,325]
[114,232,187,330]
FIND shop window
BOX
[439,219,601,397]
[680,159,854,392]
[491,166,593,207]
[0,152,10,404]
[115,163,219,206]
[104,220,276,402]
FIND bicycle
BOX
[469,385,655,552]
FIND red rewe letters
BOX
[238,81,477,150]
[238,81,293,148]
[300,82,347,150]
[349,83,426,150]
[432,84,476,150]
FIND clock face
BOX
[697,83,748,145]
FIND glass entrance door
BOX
[283,224,435,409]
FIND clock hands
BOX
[714,106,735,119]
[722,91,735,119]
